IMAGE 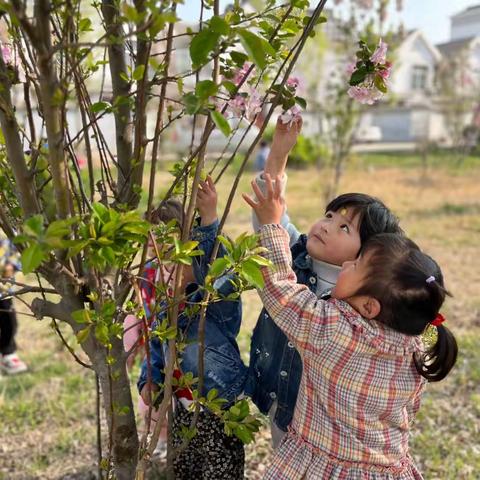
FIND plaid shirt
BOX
[258,225,426,480]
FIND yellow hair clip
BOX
[340,208,347,216]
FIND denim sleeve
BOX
[191,219,237,297]
[250,173,300,247]
[137,335,166,394]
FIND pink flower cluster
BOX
[224,63,302,125]
[347,39,391,105]
[0,41,26,83]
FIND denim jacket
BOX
[245,234,328,430]
[138,219,247,406]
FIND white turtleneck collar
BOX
[308,256,341,295]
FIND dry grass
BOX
[1,160,479,479]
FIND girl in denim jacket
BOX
[246,118,403,448]
[138,177,247,479]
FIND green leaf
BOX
[233,424,254,444]
[132,65,146,81]
[217,235,233,253]
[374,75,387,94]
[24,214,44,237]
[21,243,46,274]
[72,309,92,324]
[206,388,218,401]
[295,96,307,109]
[91,202,109,221]
[190,29,220,68]
[91,101,111,114]
[241,260,264,289]
[195,80,218,100]
[211,110,231,137]
[222,80,237,95]
[248,254,271,267]
[95,323,110,345]
[183,92,202,114]
[76,326,91,344]
[209,15,230,35]
[209,257,230,277]
[237,29,275,69]
[79,18,93,32]
[230,51,249,67]
[349,66,368,86]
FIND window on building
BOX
[411,65,429,91]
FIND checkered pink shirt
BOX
[258,224,426,480]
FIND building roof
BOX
[436,36,476,56]
[452,4,480,19]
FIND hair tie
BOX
[431,313,445,327]
[426,275,436,284]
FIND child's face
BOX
[331,250,371,301]
[306,208,361,265]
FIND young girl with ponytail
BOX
[244,175,458,479]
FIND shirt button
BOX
[269,392,277,399]
[288,341,294,348]
[309,276,316,285]
[255,349,261,355]
[280,370,288,377]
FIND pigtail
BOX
[414,324,458,382]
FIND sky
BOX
[176,0,480,45]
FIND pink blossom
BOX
[245,87,262,119]
[227,94,246,117]
[346,61,357,76]
[347,85,383,105]
[1,43,11,64]
[370,39,388,65]
[226,87,263,120]
[286,76,301,89]
[279,105,302,128]
[379,61,392,80]
[233,62,254,87]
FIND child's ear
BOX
[359,296,381,319]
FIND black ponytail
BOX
[356,233,458,383]
[414,324,458,382]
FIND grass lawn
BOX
[1,153,479,479]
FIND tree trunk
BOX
[94,340,139,480]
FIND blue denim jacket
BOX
[138,220,247,406]
[245,234,331,431]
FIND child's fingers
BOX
[206,175,215,191]
[242,193,258,209]
[274,175,282,198]
[264,173,274,199]
[251,179,266,201]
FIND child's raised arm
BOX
[251,116,303,246]
[264,116,302,179]
[243,175,339,353]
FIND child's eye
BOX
[341,224,350,233]
[325,212,333,218]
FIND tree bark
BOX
[101,0,133,205]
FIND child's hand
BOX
[140,382,160,406]
[270,115,302,160]
[197,175,218,226]
[243,174,285,225]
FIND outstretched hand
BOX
[242,174,285,226]
[197,175,218,226]
[270,115,302,160]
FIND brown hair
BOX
[355,233,458,382]
[150,198,185,231]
